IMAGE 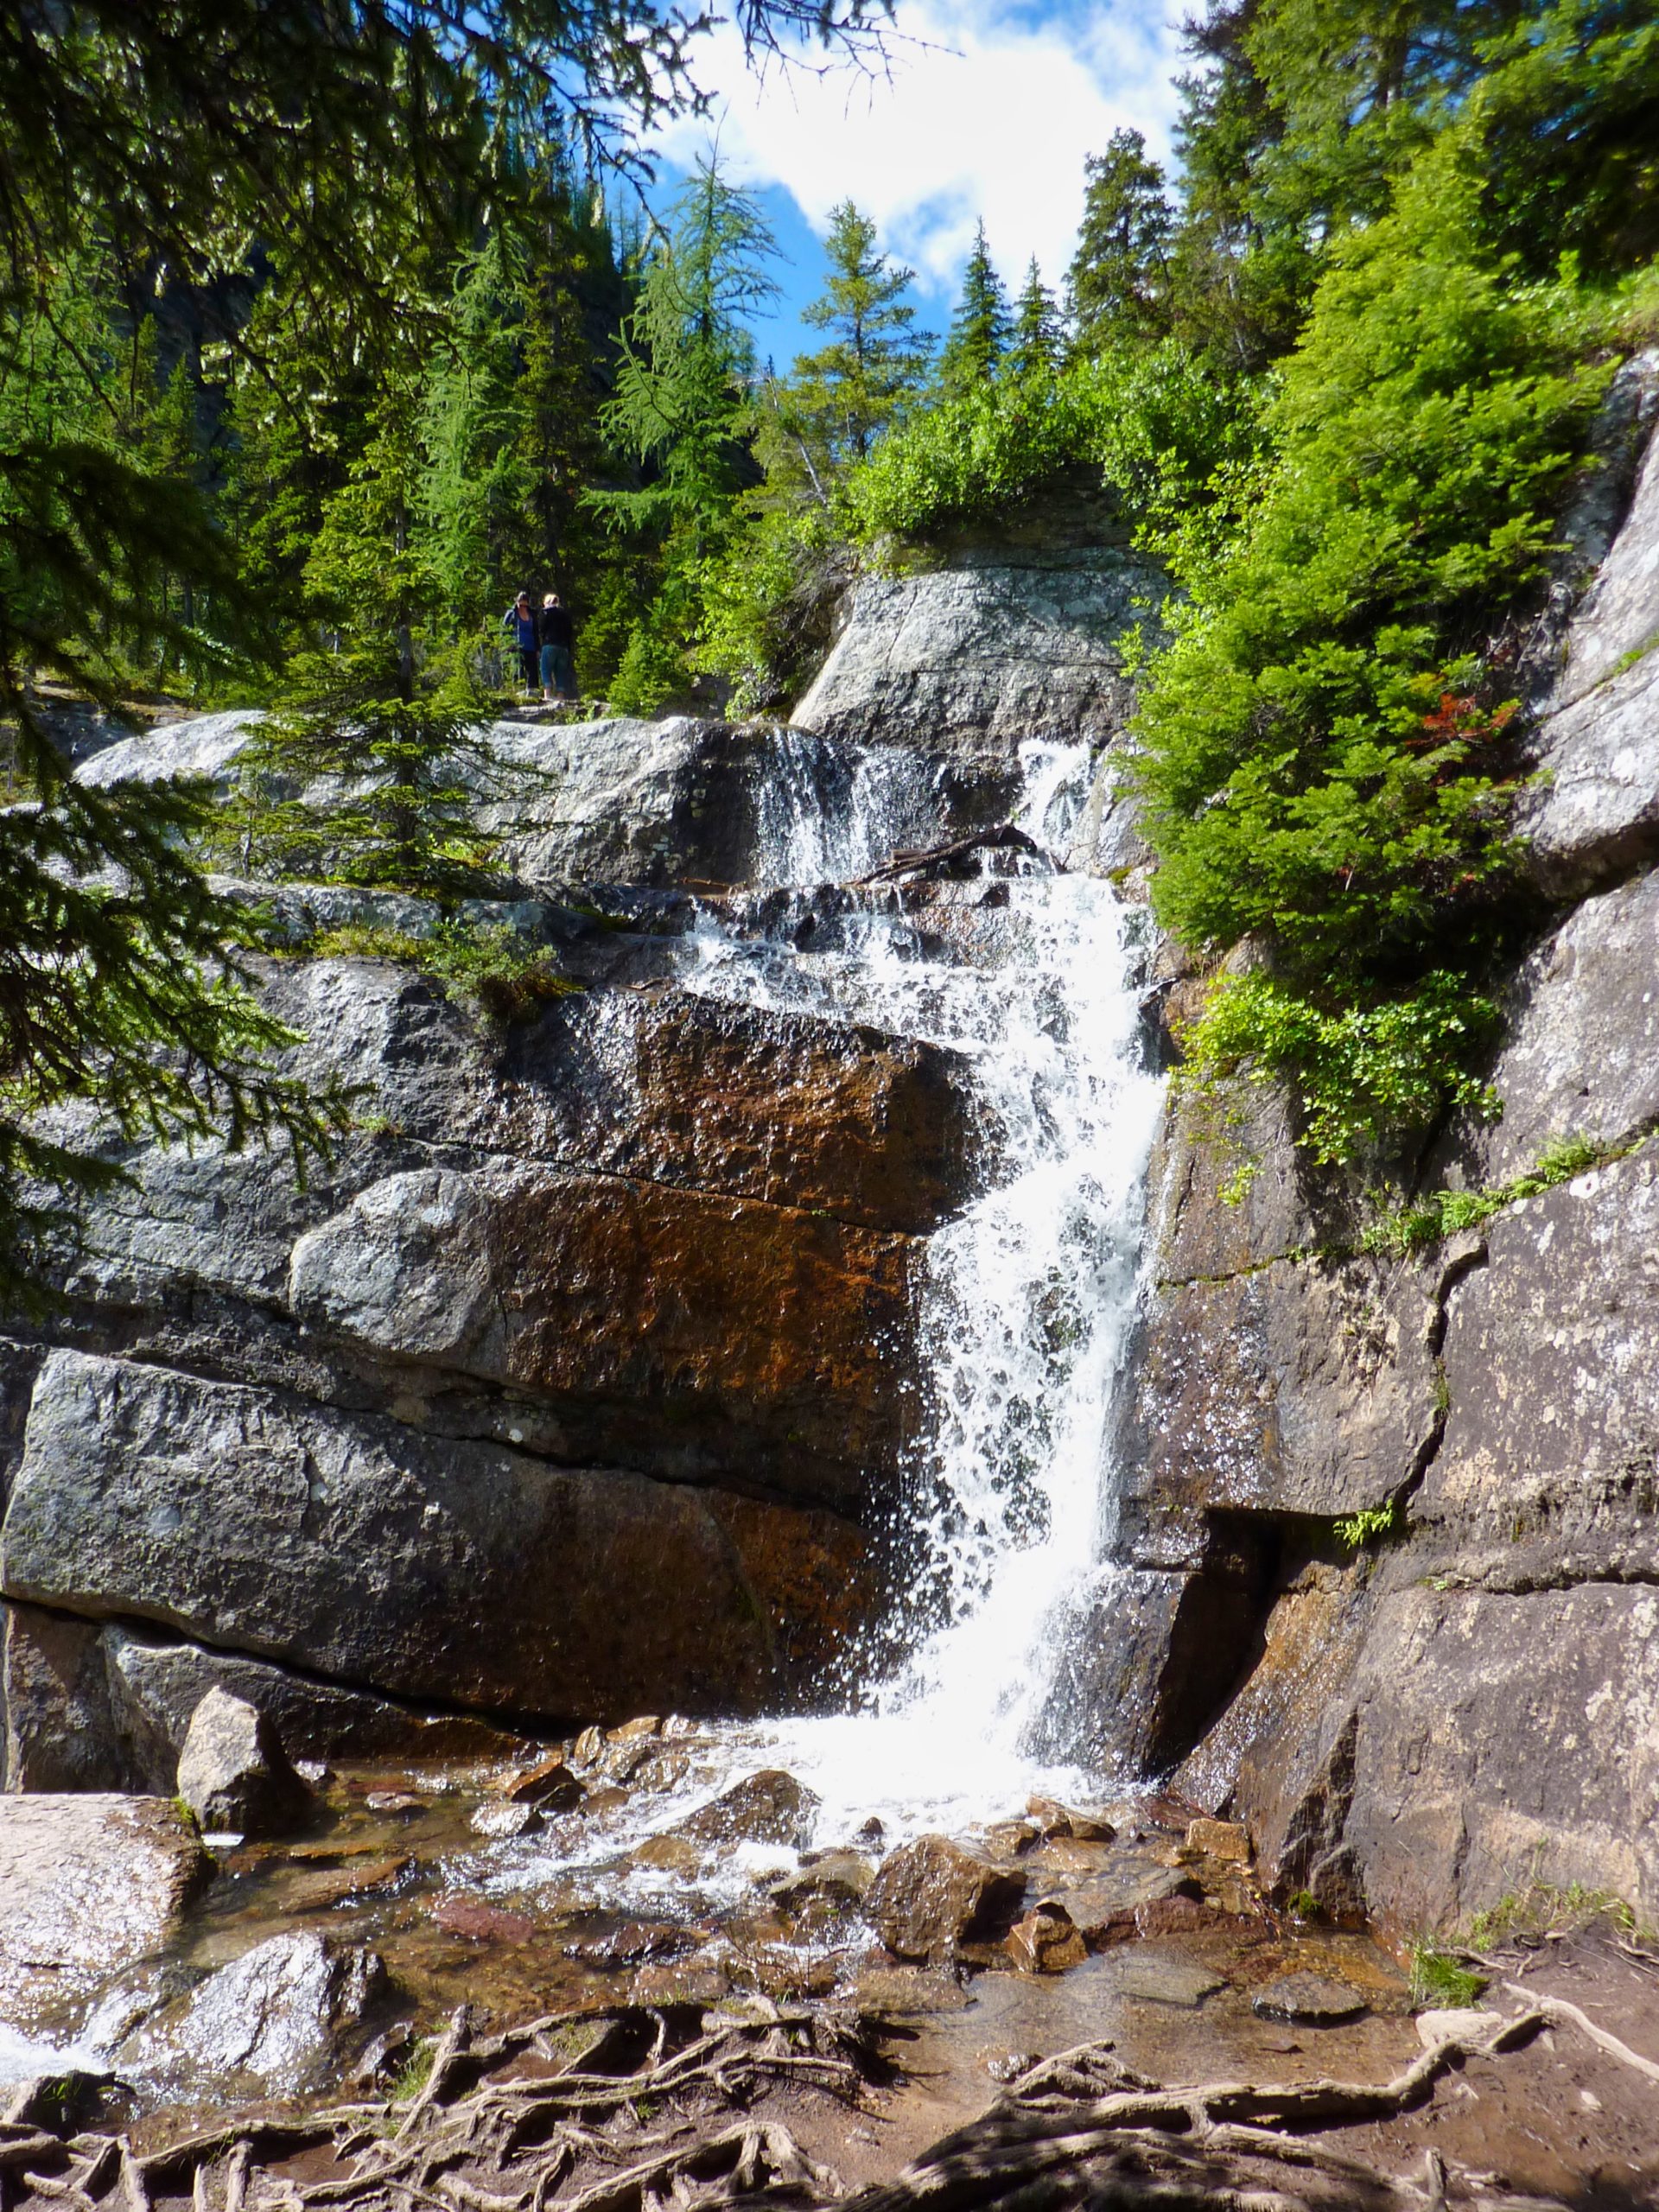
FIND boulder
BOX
[678,1770,820,1849]
[1518,378,1659,895]
[117,1932,382,2095]
[0,1351,876,1722]
[0,1795,209,2029]
[1250,1974,1367,2025]
[792,555,1165,766]
[864,1834,1026,1962]
[175,1688,313,1837]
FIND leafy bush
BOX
[300,921,578,1021]
[1176,969,1500,1170]
[843,341,1262,549]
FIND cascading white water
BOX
[671,737,1166,1843]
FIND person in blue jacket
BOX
[502,591,538,692]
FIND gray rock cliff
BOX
[1084,385,1659,1932]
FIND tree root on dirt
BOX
[9,1989,1659,2212]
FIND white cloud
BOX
[655,0,1185,302]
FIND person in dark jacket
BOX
[539,592,575,702]
[502,591,538,691]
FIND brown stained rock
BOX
[566,1922,690,1967]
[679,1770,820,1850]
[287,1854,410,1912]
[1185,1818,1250,1863]
[983,1820,1041,1858]
[489,1172,919,1508]
[1052,1862,1203,1947]
[1026,1796,1116,1843]
[632,1834,702,1873]
[769,1852,874,1910]
[429,1894,537,1944]
[480,990,980,1238]
[496,1754,583,1808]
[1006,1904,1087,1974]
[866,1834,1027,1962]
[0,1795,211,2025]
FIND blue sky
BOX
[647,0,1187,366]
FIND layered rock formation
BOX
[1077,354,1659,1933]
[3,509,1152,1789]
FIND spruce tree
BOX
[1011,258,1063,378]
[1067,130,1174,350]
[789,202,931,468]
[938,222,1011,393]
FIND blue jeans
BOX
[540,642,574,694]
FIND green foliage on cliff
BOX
[1137,132,1618,1164]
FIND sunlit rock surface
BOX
[0,1796,209,2029]
[1096,385,1659,1929]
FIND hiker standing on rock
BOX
[503,590,539,693]
[540,593,575,703]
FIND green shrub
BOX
[843,341,1260,549]
[299,920,578,1021]
[1176,968,1500,1171]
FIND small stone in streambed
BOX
[176,1688,312,1840]
[571,1726,606,1767]
[632,1958,731,2006]
[1006,1903,1087,1974]
[471,1800,543,1840]
[1108,1954,1225,2008]
[429,1893,536,1944]
[986,2050,1042,2084]
[769,1852,874,1910]
[678,1769,820,1849]
[288,1853,410,1911]
[632,1834,702,1873]
[1027,1796,1117,1844]
[364,1790,423,1816]
[1252,1973,1369,2025]
[566,1920,690,1967]
[853,1816,886,1849]
[1184,1817,1251,1863]
[853,1966,971,2015]
[866,1834,1026,1962]
[494,1754,582,1809]
[581,1784,631,1817]
[609,1714,664,1744]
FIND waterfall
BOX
[674,735,1166,1840]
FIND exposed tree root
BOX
[10,1986,1659,2212]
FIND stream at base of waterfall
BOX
[0,741,1422,2130]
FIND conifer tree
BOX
[789,202,931,469]
[1011,258,1063,378]
[1067,130,1174,350]
[938,222,1011,393]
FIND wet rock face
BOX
[2,1350,878,1725]
[1107,399,1659,1932]
[117,1931,383,2097]
[792,555,1165,771]
[0,1796,209,2029]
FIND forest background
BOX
[3,0,1659,1297]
